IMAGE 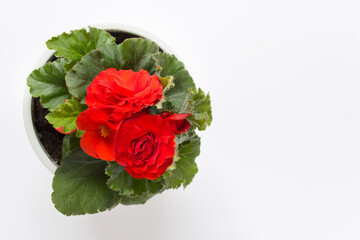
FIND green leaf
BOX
[116,38,158,72]
[75,129,85,138]
[164,133,201,189]
[183,88,212,131]
[153,53,195,110]
[119,191,163,205]
[156,75,175,108]
[159,75,175,91]
[154,52,185,76]
[174,126,197,145]
[62,133,80,160]
[27,58,71,111]
[64,61,77,72]
[65,38,159,101]
[105,161,166,197]
[52,148,120,216]
[148,106,161,115]
[65,50,107,101]
[160,101,175,111]
[46,27,115,67]
[45,98,87,133]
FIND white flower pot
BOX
[23,23,175,174]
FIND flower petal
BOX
[94,135,116,161]
[115,112,176,180]
[80,131,101,159]
[84,68,163,113]
[161,113,191,134]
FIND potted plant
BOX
[24,25,212,216]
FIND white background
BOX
[1,0,360,239]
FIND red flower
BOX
[160,112,191,134]
[115,112,176,180]
[76,108,129,161]
[85,68,163,113]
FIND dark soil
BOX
[31,30,140,165]
[32,97,63,165]
[106,30,139,44]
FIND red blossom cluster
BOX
[75,68,190,180]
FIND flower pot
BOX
[23,23,175,174]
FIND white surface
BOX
[1,0,360,239]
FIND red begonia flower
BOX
[85,68,163,113]
[76,108,129,161]
[160,112,191,134]
[115,112,176,180]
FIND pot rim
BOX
[23,23,176,174]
